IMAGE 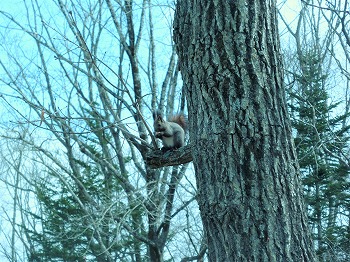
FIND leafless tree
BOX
[0,0,201,261]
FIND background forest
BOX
[0,0,349,261]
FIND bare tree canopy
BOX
[0,1,201,261]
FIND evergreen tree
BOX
[27,162,143,261]
[288,50,350,260]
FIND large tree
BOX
[174,0,317,260]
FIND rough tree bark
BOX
[173,0,316,261]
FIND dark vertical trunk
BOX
[148,227,162,262]
[174,0,316,261]
[146,168,163,262]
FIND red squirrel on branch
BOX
[153,110,187,151]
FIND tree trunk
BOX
[173,0,316,261]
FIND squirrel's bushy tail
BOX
[169,114,187,130]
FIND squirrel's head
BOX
[153,110,166,130]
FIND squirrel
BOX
[153,110,186,151]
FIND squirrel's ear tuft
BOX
[153,110,163,120]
